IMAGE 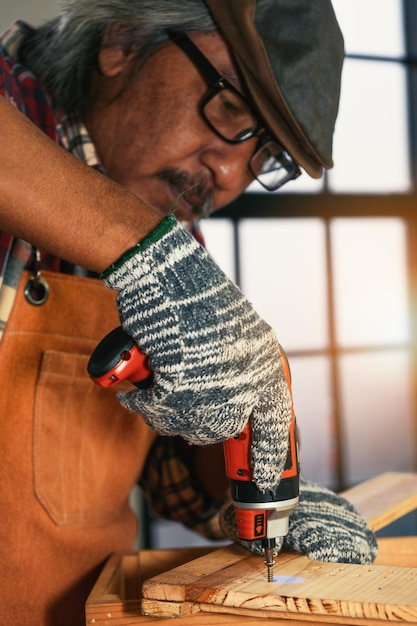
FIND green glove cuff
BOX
[101,214,177,279]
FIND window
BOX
[201,0,417,493]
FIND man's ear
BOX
[98,47,128,77]
[97,26,137,77]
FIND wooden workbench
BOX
[85,472,417,625]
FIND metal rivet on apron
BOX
[24,248,50,306]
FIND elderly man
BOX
[0,1,376,624]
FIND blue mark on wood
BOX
[272,575,304,584]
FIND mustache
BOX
[158,169,215,218]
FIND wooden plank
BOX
[375,537,417,568]
[87,472,417,624]
[86,548,315,625]
[340,472,417,532]
[141,473,417,623]
[85,552,142,625]
[86,537,417,625]
[141,545,417,623]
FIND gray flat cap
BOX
[204,0,344,177]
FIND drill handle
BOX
[224,423,252,482]
[87,326,152,388]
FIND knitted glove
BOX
[218,475,378,564]
[282,475,378,563]
[102,216,292,492]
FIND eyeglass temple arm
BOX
[166,29,222,86]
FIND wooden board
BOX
[141,545,417,624]
[141,473,417,623]
[85,538,417,625]
[86,548,316,625]
[374,537,417,568]
[339,472,417,532]
[86,551,141,625]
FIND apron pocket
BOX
[33,350,140,525]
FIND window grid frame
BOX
[210,0,417,487]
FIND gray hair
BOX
[19,0,217,117]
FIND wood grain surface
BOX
[141,544,417,623]
[339,472,417,532]
[141,473,417,623]
[86,472,417,625]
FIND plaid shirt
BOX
[0,21,104,338]
[0,21,224,541]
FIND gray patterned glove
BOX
[218,475,378,564]
[282,475,378,563]
[102,216,292,492]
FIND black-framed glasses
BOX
[167,29,301,191]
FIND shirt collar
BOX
[55,112,106,174]
[1,21,106,175]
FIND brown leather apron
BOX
[0,270,156,626]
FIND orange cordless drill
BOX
[87,326,300,582]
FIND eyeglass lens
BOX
[250,141,301,191]
[203,86,258,142]
[203,89,300,191]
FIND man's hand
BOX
[282,475,378,563]
[219,475,378,564]
[102,216,292,492]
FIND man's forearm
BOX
[0,97,161,273]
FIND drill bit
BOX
[263,544,275,583]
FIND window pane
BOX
[200,218,235,282]
[328,59,410,193]
[290,356,335,488]
[339,351,415,486]
[239,218,328,351]
[331,218,411,346]
[331,0,404,58]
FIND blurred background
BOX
[2,0,416,544]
